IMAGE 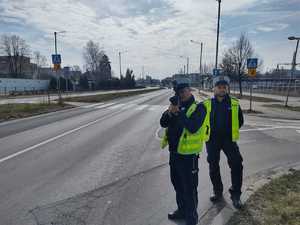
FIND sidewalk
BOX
[195,89,300,120]
[0,87,158,105]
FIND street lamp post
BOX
[180,56,189,75]
[215,0,222,70]
[119,50,128,78]
[53,31,66,101]
[285,36,300,107]
[191,40,204,87]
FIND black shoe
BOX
[168,209,185,220]
[209,194,223,203]
[231,196,242,209]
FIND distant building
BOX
[136,75,161,86]
[0,56,37,78]
[172,73,203,84]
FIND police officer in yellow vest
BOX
[160,80,208,225]
[205,76,244,209]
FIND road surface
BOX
[0,89,299,225]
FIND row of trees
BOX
[220,33,263,96]
[77,68,136,91]
[0,34,137,91]
[0,34,48,78]
[82,40,136,90]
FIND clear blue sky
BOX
[0,0,299,79]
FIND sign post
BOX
[247,58,258,112]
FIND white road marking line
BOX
[0,114,115,164]
[149,105,163,111]
[155,127,164,141]
[270,119,300,123]
[108,103,125,109]
[135,104,149,110]
[121,103,138,110]
[245,123,274,127]
[95,103,116,109]
[241,126,300,132]
[82,103,105,108]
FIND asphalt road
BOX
[0,89,300,225]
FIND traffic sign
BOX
[247,58,258,69]
[53,64,61,71]
[248,68,256,77]
[213,68,222,76]
[52,54,62,64]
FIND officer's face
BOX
[179,87,192,102]
[214,84,228,97]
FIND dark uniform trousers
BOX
[169,153,199,225]
[206,136,243,198]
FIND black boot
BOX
[231,196,242,209]
[168,209,185,220]
[209,193,223,203]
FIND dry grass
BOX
[0,103,72,122]
[63,88,161,103]
[231,94,282,103]
[263,104,300,112]
[227,170,300,225]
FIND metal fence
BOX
[0,78,50,96]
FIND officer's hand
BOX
[168,105,180,113]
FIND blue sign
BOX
[52,54,61,64]
[247,58,258,69]
[213,68,222,76]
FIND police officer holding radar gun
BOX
[204,76,244,209]
[160,80,208,225]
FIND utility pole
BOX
[54,32,59,91]
[285,36,300,107]
[200,42,203,75]
[119,52,122,78]
[215,0,221,70]
[187,57,189,75]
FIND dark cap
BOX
[213,76,230,87]
[176,83,190,92]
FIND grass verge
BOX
[227,170,300,225]
[231,94,282,103]
[63,88,161,103]
[263,104,300,112]
[0,103,73,122]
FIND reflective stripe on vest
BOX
[160,101,209,155]
[231,98,240,141]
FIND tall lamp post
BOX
[190,40,204,75]
[215,0,222,71]
[119,50,128,78]
[285,36,300,107]
[180,56,189,75]
[191,40,204,87]
[54,31,66,99]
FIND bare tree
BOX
[33,51,47,79]
[0,34,30,78]
[220,52,235,78]
[83,40,104,73]
[202,63,214,75]
[221,33,254,96]
[72,65,81,72]
[83,40,112,84]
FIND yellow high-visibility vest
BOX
[161,101,210,155]
[203,97,240,142]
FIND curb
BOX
[201,162,300,225]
